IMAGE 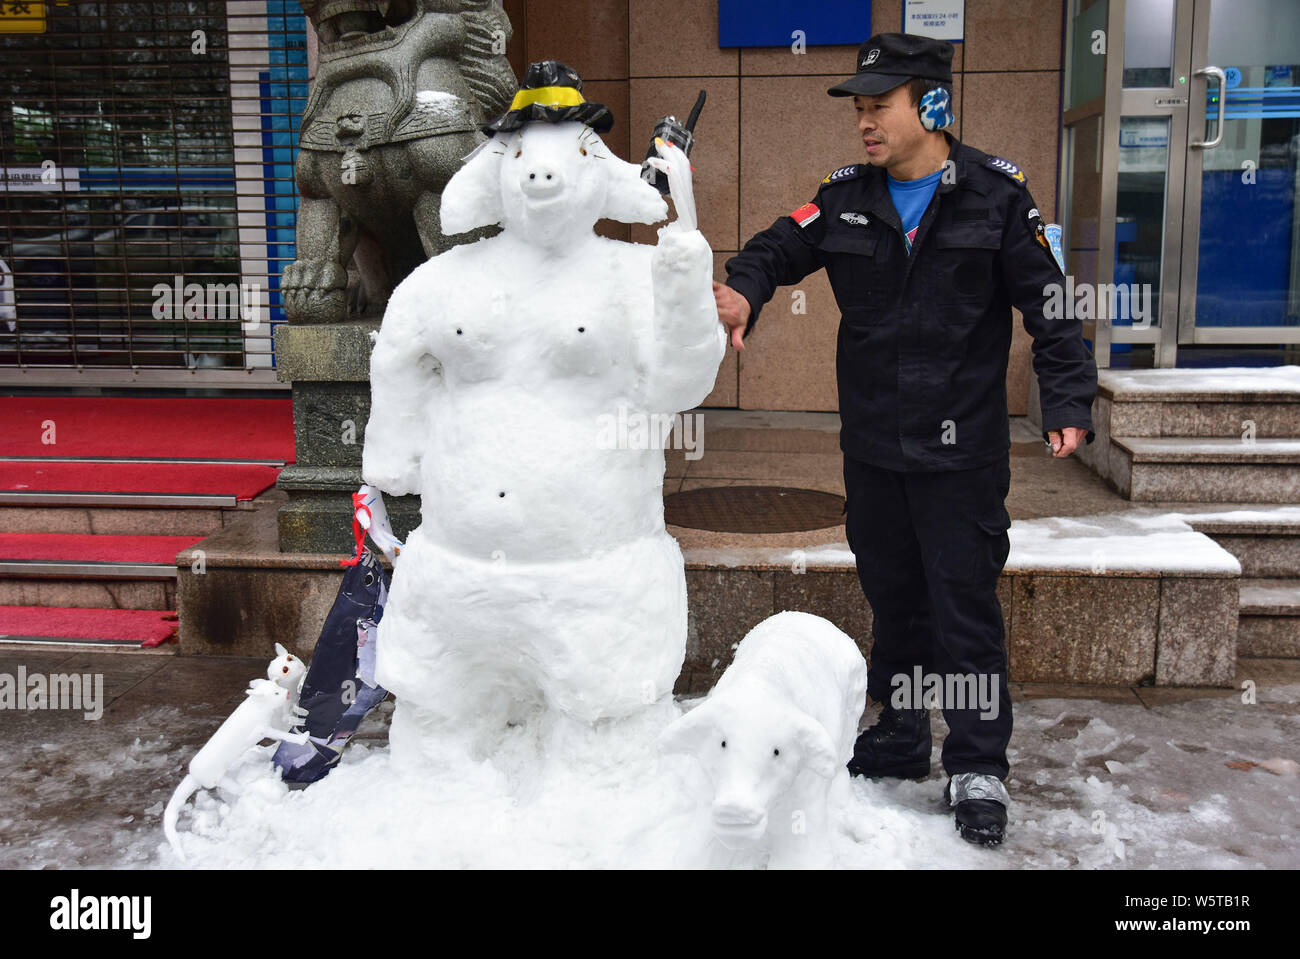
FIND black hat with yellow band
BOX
[484,59,613,134]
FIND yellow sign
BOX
[0,2,47,34]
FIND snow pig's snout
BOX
[519,156,565,200]
[711,799,768,846]
[512,127,577,203]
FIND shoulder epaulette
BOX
[986,155,1027,185]
[820,164,864,186]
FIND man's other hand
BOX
[713,281,751,351]
[1047,427,1089,458]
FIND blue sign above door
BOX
[717,0,870,47]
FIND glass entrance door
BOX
[1065,0,1300,367]
[1178,0,1300,354]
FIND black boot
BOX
[846,704,931,779]
[944,773,1009,846]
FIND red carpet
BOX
[0,396,294,462]
[0,533,205,564]
[1,461,282,500]
[0,606,179,646]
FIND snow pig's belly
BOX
[419,387,667,561]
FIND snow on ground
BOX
[2,682,1297,869]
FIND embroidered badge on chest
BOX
[839,212,869,227]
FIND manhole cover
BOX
[664,486,846,533]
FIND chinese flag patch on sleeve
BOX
[790,202,821,228]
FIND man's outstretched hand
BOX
[1047,427,1089,458]
[713,281,750,351]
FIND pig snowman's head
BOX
[659,693,840,848]
[441,60,666,251]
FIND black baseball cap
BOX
[827,32,954,97]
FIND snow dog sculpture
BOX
[659,611,868,867]
[363,61,726,759]
[164,645,310,861]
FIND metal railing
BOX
[0,0,307,388]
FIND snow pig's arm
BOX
[644,139,725,414]
[362,276,440,496]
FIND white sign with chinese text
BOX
[904,0,964,41]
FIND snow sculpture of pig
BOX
[362,62,726,758]
[659,611,868,867]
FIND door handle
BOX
[1192,66,1226,149]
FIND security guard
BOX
[713,33,1098,846]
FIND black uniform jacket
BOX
[724,133,1098,472]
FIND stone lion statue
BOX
[285,0,516,323]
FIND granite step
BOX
[1110,437,1300,502]
[1184,508,1300,577]
[0,576,176,612]
[1099,367,1300,403]
[0,504,233,537]
[1064,368,1300,500]
[1237,578,1300,658]
[1098,367,1300,440]
[0,502,257,612]
[0,532,195,611]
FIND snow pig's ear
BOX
[274,642,288,657]
[788,710,839,779]
[440,134,510,235]
[658,701,720,756]
[599,150,669,225]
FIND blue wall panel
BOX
[717,0,870,47]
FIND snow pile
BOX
[4,675,1298,869]
[1173,506,1300,526]
[1006,511,1241,574]
[414,90,465,120]
[675,509,1247,575]
[1101,365,1300,395]
[145,679,1300,868]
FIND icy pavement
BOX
[0,651,1296,869]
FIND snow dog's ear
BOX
[787,709,839,780]
[440,134,511,235]
[599,147,669,225]
[658,700,721,756]
[274,642,288,657]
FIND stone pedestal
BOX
[273,321,419,553]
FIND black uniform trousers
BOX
[843,452,1014,780]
